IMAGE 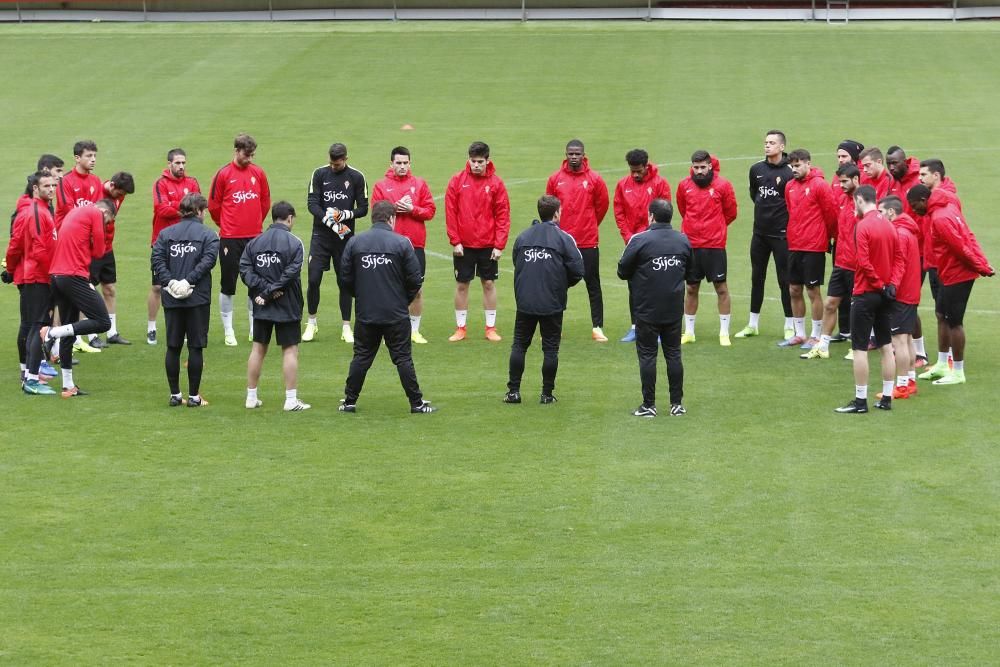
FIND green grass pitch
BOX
[1,20,998,664]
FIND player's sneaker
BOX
[411,330,428,344]
[632,404,656,418]
[485,326,502,342]
[733,325,758,338]
[73,338,101,353]
[448,326,467,342]
[39,360,58,378]
[187,395,208,408]
[245,397,262,409]
[844,349,854,361]
[830,332,850,343]
[302,321,317,342]
[169,394,184,407]
[784,326,795,340]
[503,391,521,404]
[338,399,356,413]
[283,398,311,412]
[224,331,238,347]
[88,336,108,349]
[800,337,819,350]
[341,324,354,344]
[147,330,157,345]
[834,398,868,414]
[39,325,51,343]
[592,327,608,342]
[410,400,437,414]
[669,404,687,416]
[778,335,806,348]
[719,334,731,347]
[620,328,636,343]
[932,370,966,385]
[892,385,911,399]
[22,379,56,395]
[875,396,892,411]
[681,333,696,345]
[908,379,918,395]
[918,362,949,380]
[107,334,131,345]
[61,385,88,398]
[539,394,557,404]
[800,346,829,360]
[914,354,928,368]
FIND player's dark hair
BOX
[73,140,97,157]
[95,198,118,217]
[167,148,186,162]
[390,146,410,161]
[329,143,348,160]
[271,201,295,222]
[886,145,905,158]
[468,141,490,159]
[690,149,711,164]
[37,154,63,172]
[179,193,209,218]
[906,184,932,203]
[765,129,786,145]
[371,200,395,225]
[836,163,861,179]
[854,185,877,205]
[625,149,648,167]
[649,198,673,224]
[24,172,42,195]
[234,133,257,154]
[110,171,135,195]
[537,195,560,221]
[878,195,905,214]
[788,149,811,163]
[859,146,884,162]
[920,158,945,178]
[566,139,584,151]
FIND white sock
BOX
[410,315,421,333]
[684,315,696,335]
[749,312,760,329]
[784,316,794,331]
[342,322,352,332]
[49,324,73,338]
[818,334,832,352]
[108,313,118,337]
[855,384,867,400]
[248,298,254,331]
[896,376,908,387]
[27,373,38,382]
[485,310,497,328]
[51,338,60,357]
[455,310,468,328]
[793,318,806,338]
[908,370,916,381]
[882,380,894,396]
[308,316,317,327]
[937,351,949,366]
[20,362,27,374]
[147,320,157,333]
[247,387,258,401]
[220,294,234,332]
[719,314,730,336]
[953,360,964,372]
[913,337,926,357]
[811,319,822,339]
[285,389,297,401]
[62,369,74,389]
[88,334,97,343]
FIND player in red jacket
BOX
[54,140,102,230]
[907,184,994,386]
[828,139,864,341]
[6,172,58,394]
[208,133,271,346]
[859,147,893,201]
[546,139,610,342]
[782,150,837,349]
[147,148,201,345]
[676,151,738,346]
[371,146,436,344]
[41,199,118,397]
[614,148,671,342]
[878,196,922,399]
[836,186,899,414]
[444,141,510,342]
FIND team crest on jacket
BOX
[89,186,95,195]
[183,188,190,194]
[805,187,811,195]
[344,180,350,189]
[582,181,589,189]
[485,186,491,194]
[410,187,416,194]
[776,177,782,185]
[647,187,652,195]
[251,176,257,186]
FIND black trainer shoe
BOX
[169,394,184,407]
[147,330,157,345]
[60,385,89,398]
[89,336,108,349]
[187,395,208,408]
[669,404,686,416]
[503,391,521,404]
[835,398,869,414]
[338,399,356,413]
[539,394,558,404]
[108,333,131,345]
[632,404,656,418]
[411,400,437,414]
[875,397,892,411]
[830,332,850,343]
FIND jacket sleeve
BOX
[613,183,629,244]
[5,212,25,276]
[370,181,386,205]
[208,169,224,225]
[617,236,639,280]
[402,240,423,303]
[675,182,687,219]
[723,181,738,225]
[259,170,271,225]
[90,210,106,259]
[657,179,672,201]
[941,217,992,274]
[411,180,436,222]
[593,174,610,224]
[186,229,220,286]
[152,177,181,226]
[544,173,557,197]
[350,172,369,221]
[853,225,880,291]
[564,235,585,287]
[445,176,461,246]
[889,229,908,287]
[337,237,356,296]
[492,180,511,250]
[748,165,759,202]
[267,234,304,294]
[306,168,324,220]
[150,232,170,285]
[819,183,838,238]
[239,241,264,294]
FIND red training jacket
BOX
[853,209,898,295]
[208,161,270,239]
[926,189,992,286]
[50,205,106,279]
[99,181,126,253]
[890,213,921,305]
[152,169,201,245]
[832,188,857,271]
[445,161,511,250]
[55,169,102,229]
[545,158,610,249]
[918,184,962,271]
[6,196,56,285]
[785,166,837,252]
[371,169,436,249]
[613,163,671,244]
[888,156,921,219]
[676,163,737,250]
[861,166,893,201]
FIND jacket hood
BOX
[688,154,721,179]
[15,194,33,212]
[926,187,958,213]
[893,212,920,236]
[560,157,592,175]
[382,168,414,181]
[796,166,826,183]
[464,160,497,178]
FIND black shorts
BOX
[937,279,974,327]
[415,247,426,281]
[687,248,727,284]
[164,304,210,348]
[454,247,498,282]
[927,268,942,305]
[827,267,855,299]
[253,319,301,347]
[220,237,252,295]
[308,229,347,274]
[850,292,892,350]
[787,250,825,287]
[20,283,53,326]
[890,302,918,336]
[90,251,117,285]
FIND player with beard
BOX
[878,195,921,399]
[828,139,864,342]
[304,142,368,344]
[676,151,738,346]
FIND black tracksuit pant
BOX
[507,311,564,395]
[344,318,422,406]
[749,233,793,318]
[51,275,111,370]
[635,319,683,407]
[579,247,603,328]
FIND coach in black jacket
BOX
[337,200,435,414]
[240,201,310,412]
[617,198,693,418]
[150,193,219,407]
[504,195,584,405]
